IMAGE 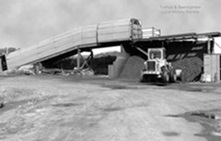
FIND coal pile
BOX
[172,57,203,82]
[118,55,202,82]
[119,56,145,80]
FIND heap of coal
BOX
[119,55,202,82]
[172,57,203,82]
[119,56,145,80]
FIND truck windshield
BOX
[149,50,162,59]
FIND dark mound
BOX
[172,57,203,82]
[119,56,145,80]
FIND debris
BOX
[41,69,63,75]
[8,65,36,75]
[81,68,94,76]
[200,74,212,83]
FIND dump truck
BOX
[141,48,177,83]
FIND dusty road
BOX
[0,75,221,141]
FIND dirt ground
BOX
[0,75,221,141]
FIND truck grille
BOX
[147,61,156,71]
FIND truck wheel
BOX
[170,70,177,83]
[162,71,169,83]
[141,75,151,82]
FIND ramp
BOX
[6,18,142,70]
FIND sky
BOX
[0,0,221,49]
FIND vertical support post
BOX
[152,27,154,37]
[90,49,93,60]
[77,48,81,70]
[90,50,93,68]
[0,55,2,71]
[220,55,221,81]
[208,38,211,54]
[85,50,93,68]
[120,45,126,53]
[158,29,161,36]
[211,37,215,54]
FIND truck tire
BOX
[162,71,169,83]
[141,74,151,82]
[169,70,177,83]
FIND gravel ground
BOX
[0,75,221,141]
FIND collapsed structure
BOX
[1,18,221,82]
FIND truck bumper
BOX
[142,71,161,78]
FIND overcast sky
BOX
[0,0,220,48]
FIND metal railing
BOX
[142,27,161,38]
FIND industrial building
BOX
[1,18,221,82]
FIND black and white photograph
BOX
[0,0,221,140]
